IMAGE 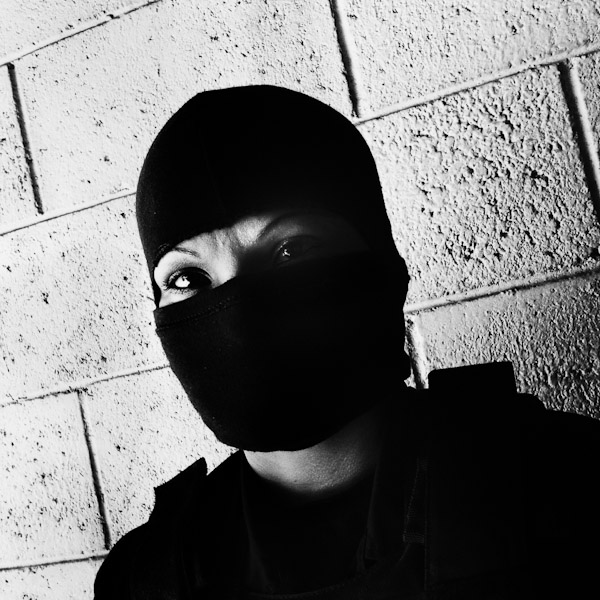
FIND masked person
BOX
[95,85,600,600]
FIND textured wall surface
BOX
[361,66,599,302]
[0,66,36,224]
[1,0,599,596]
[345,0,600,113]
[15,0,350,213]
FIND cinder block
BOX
[0,195,164,403]
[16,0,350,213]
[578,51,600,151]
[0,0,130,58]
[360,66,600,303]
[82,368,233,543]
[0,65,36,226]
[416,273,600,418]
[345,0,600,112]
[0,394,105,566]
[0,558,102,600]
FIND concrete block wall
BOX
[1,0,599,596]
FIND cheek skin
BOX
[153,211,369,307]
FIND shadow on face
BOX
[153,208,369,308]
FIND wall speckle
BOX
[578,52,600,156]
[16,0,351,214]
[361,66,600,303]
[417,273,600,417]
[0,0,132,58]
[0,559,102,599]
[0,394,104,566]
[0,196,163,403]
[346,0,600,112]
[82,368,233,543]
[0,65,36,225]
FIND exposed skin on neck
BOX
[244,402,387,498]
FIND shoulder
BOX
[94,452,242,599]
[413,363,600,594]
[415,363,599,489]
[414,361,600,444]
[411,361,600,536]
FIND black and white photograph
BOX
[1,1,600,598]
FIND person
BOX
[94,85,600,599]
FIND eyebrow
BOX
[169,246,204,259]
[155,208,335,269]
[153,245,204,272]
[256,209,331,241]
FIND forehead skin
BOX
[153,208,369,307]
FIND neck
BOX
[243,403,386,498]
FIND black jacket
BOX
[94,363,600,599]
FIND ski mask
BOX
[137,85,410,451]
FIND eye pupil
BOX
[167,270,208,292]
[276,238,319,266]
[175,274,191,288]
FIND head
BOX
[137,85,410,451]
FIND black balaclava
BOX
[137,85,411,451]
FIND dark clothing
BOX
[241,463,375,593]
[94,372,600,599]
[239,391,424,597]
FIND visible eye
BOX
[164,268,211,293]
[274,236,321,266]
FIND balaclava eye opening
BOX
[136,85,408,302]
[136,85,411,451]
